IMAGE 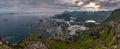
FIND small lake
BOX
[0,13,52,44]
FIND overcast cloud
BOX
[0,0,120,12]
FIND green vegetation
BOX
[15,34,42,49]
[0,44,12,49]
[43,39,67,49]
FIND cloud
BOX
[0,0,119,12]
[55,0,120,11]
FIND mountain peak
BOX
[105,8,120,22]
[115,8,120,11]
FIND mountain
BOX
[52,11,112,22]
[86,8,120,49]
[42,8,120,49]
[105,9,120,22]
[88,8,120,49]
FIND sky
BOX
[0,0,120,12]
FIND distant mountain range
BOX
[52,11,112,22]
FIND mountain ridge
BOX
[53,11,112,22]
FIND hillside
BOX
[88,8,120,49]
[43,8,120,49]
[105,9,120,22]
[9,8,120,49]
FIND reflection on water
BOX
[0,14,50,44]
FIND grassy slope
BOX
[43,9,120,49]
[16,9,120,49]
[0,44,12,49]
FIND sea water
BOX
[0,13,51,44]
